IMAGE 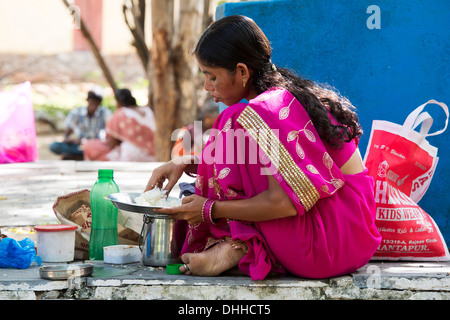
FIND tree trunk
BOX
[150,0,207,161]
[151,0,176,161]
[173,0,206,128]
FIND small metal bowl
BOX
[39,264,93,280]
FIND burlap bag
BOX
[53,189,142,259]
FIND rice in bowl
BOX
[135,188,181,207]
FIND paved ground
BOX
[0,160,173,226]
[0,160,449,301]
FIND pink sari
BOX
[182,88,381,280]
[84,106,156,162]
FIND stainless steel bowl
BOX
[106,192,179,219]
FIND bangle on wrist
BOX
[202,198,217,224]
[200,199,207,222]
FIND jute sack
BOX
[53,189,141,259]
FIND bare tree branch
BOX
[61,0,118,94]
[122,0,149,76]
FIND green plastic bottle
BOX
[89,169,119,260]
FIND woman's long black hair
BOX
[115,88,137,107]
[194,15,362,147]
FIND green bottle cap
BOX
[166,263,184,275]
[98,169,114,178]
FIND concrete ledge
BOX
[1,161,449,301]
[0,261,449,300]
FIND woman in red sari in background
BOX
[84,89,156,162]
[146,15,381,280]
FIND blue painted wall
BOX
[217,0,450,244]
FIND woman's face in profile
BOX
[196,58,249,107]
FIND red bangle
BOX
[202,198,217,224]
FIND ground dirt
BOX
[36,132,62,161]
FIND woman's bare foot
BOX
[180,241,245,276]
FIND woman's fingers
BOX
[145,171,164,191]
[154,195,205,224]
[145,164,171,192]
[154,206,179,216]
[163,178,177,195]
[145,160,187,193]
[181,195,194,204]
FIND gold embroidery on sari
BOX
[278,97,295,120]
[225,237,249,253]
[187,222,201,246]
[205,237,225,250]
[305,154,344,194]
[208,177,215,188]
[226,188,237,198]
[217,167,231,179]
[237,105,320,211]
[318,153,344,193]
[220,118,232,133]
[195,175,203,191]
[212,163,223,199]
[287,120,317,160]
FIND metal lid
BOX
[39,264,93,280]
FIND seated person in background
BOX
[49,89,111,160]
[171,99,219,158]
[83,88,156,162]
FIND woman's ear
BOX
[236,62,250,79]
[236,63,252,88]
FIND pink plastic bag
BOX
[0,82,38,163]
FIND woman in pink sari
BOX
[84,89,156,162]
[147,15,381,280]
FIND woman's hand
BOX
[154,194,206,224]
[145,155,199,193]
[145,160,187,193]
